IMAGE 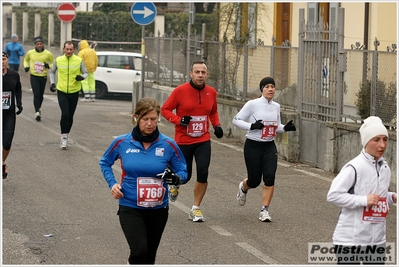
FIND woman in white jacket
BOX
[232,77,296,222]
[327,116,397,264]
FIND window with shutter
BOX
[329,2,339,40]
[307,2,318,26]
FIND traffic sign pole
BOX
[141,25,145,98]
[57,3,76,52]
[131,2,157,99]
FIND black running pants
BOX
[30,75,47,113]
[57,90,79,134]
[118,205,168,264]
[244,139,278,188]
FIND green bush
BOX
[355,80,371,119]
[355,79,394,120]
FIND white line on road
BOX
[293,168,333,182]
[169,202,234,237]
[208,225,233,236]
[236,242,280,264]
[211,139,243,152]
[169,200,191,215]
[19,111,94,153]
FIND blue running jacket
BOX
[99,132,187,209]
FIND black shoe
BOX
[3,164,8,179]
[35,112,41,121]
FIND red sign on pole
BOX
[57,3,76,23]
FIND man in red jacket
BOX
[161,61,223,222]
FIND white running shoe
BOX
[237,181,247,206]
[60,137,68,149]
[259,210,272,222]
[189,208,204,222]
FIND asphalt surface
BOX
[1,69,397,265]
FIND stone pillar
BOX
[34,11,41,38]
[2,3,11,39]
[22,11,29,42]
[154,15,165,37]
[11,12,17,37]
[48,12,54,47]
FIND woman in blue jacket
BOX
[99,97,187,265]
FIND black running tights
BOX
[118,205,168,264]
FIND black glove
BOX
[44,62,50,69]
[24,67,29,73]
[75,75,84,81]
[180,116,192,126]
[16,105,23,115]
[50,83,56,92]
[250,120,264,130]
[214,126,223,138]
[158,167,182,186]
[284,120,296,131]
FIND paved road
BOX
[2,69,397,265]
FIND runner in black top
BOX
[2,52,23,179]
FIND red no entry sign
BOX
[57,3,76,23]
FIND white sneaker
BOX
[259,209,272,222]
[237,181,247,206]
[188,208,204,222]
[60,137,68,149]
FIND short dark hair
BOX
[34,36,43,43]
[63,41,75,48]
[191,60,207,71]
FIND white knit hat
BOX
[359,116,388,147]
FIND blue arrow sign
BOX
[131,2,157,26]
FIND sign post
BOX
[57,3,76,52]
[131,2,157,98]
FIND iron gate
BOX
[297,8,346,168]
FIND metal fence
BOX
[142,36,396,126]
[344,48,397,127]
[74,34,396,128]
[144,37,296,100]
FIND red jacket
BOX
[161,82,221,145]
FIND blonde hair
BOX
[132,97,160,125]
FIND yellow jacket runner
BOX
[49,54,88,94]
[23,48,54,77]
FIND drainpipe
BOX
[362,3,369,84]
[363,3,369,49]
